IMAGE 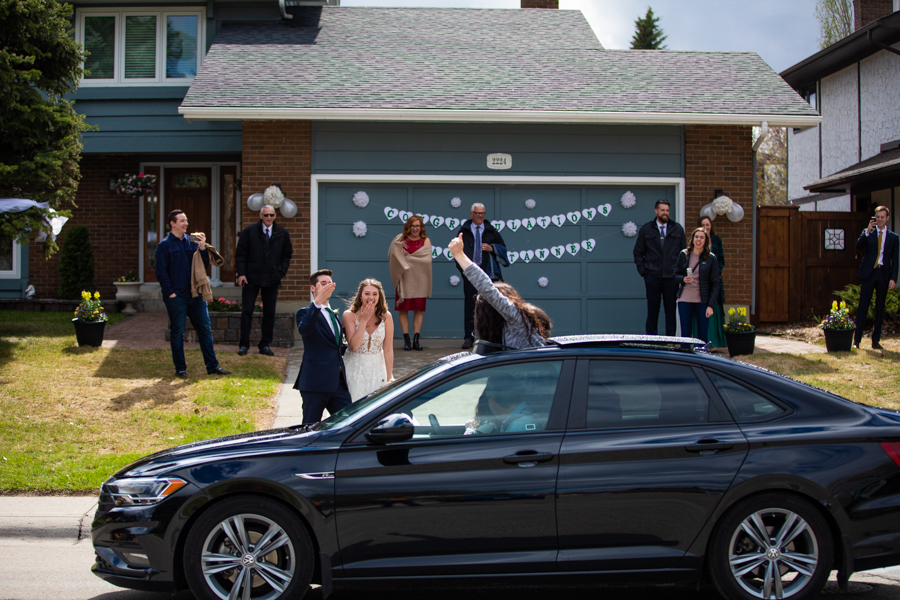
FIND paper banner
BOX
[537,216,551,229]
[536,248,549,261]
[552,214,566,227]
[507,251,519,264]
[445,217,460,230]
[551,245,565,258]
[598,203,612,217]
[384,206,399,220]
[581,238,596,252]
[430,215,444,228]
[399,210,412,223]
[582,207,596,220]
[506,218,522,233]
[432,246,442,259]
[521,250,535,263]
[522,217,536,231]
[566,243,580,256]
[491,220,505,232]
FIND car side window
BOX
[706,372,786,423]
[587,360,709,429]
[397,361,563,439]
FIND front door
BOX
[334,360,572,577]
[165,168,212,272]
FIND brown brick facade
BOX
[28,154,141,300]
[240,120,312,301]
[684,125,754,309]
[854,0,892,30]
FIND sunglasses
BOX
[262,213,276,217]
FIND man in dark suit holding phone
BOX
[854,206,898,350]
[293,269,352,423]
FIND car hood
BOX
[114,426,323,478]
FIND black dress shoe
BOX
[852,344,860,349]
[873,342,884,350]
[237,346,249,356]
[461,338,474,350]
[259,346,275,356]
[175,371,187,379]
[207,367,231,375]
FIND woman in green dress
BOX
[699,216,727,348]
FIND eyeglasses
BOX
[471,212,485,215]
[262,213,276,217]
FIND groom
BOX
[293,269,352,424]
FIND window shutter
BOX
[83,16,115,79]
[125,15,157,79]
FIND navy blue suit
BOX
[293,304,352,423]
[855,227,899,346]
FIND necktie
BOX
[875,230,883,268]
[474,225,482,266]
[660,225,666,244]
[266,227,270,247]
[326,307,341,345]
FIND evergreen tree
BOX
[630,6,668,50]
[0,0,92,257]
[58,224,94,299]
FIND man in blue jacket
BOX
[293,269,352,424]
[854,206,899,350]
[155,209,230,378]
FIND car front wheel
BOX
[709,492,833,600]
[184,495,314,600]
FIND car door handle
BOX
[503,451,554,465]
[684,439,734,453]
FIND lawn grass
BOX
[738,337,900,411]
[0,311,286,492]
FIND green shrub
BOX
[833,284,900,327]
[58,225,95,299]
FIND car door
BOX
[334,359,574,578]
[555,358,748,573]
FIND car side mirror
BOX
[365,413,414,444]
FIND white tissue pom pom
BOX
[352,221,367,238]
[449,275,461,287]
[538,277,549,288]
[620,191,636,209]
[450,197,462,208]
[352,191,369,208]
[264,185,284,208]
[622,221,638,237]
[525,198,536,210]
[713,196,734,215]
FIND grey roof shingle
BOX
[181,7,818,122]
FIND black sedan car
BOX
[91,335,900,600]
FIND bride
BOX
[342,278,394,401]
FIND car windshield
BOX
[313,353,478,431]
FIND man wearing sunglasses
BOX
[235,204,294,356]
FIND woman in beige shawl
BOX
[388,215,433,350]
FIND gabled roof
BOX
[180,6,820,127]
[805,147,900,193]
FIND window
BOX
[0,234,21,279]
[393,361,563,439]
[707,372,786,423]
[587,361,709,429]
[78,8,203,85]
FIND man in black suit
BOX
[633,200,686,336]
[293,269,352,424]
[235,204,293,356]
[456,202,506,349]
[854,205,898,350]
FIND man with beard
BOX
[633,200,685,336]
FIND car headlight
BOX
[106,477,188,506]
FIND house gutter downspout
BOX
[279,0,293,19]
[751,122,769,318]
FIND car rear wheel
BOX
[709,493,833,600]
[184,496,314,600]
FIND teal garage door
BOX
[318,183,678,338]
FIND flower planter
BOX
[113,281,142,315]
[726,330,756,357]
[824,328,854,353]
[73,319,106,347]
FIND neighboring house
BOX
[18,0,817,335]
[783,2,900,226]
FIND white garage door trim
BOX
[309,174,685,270]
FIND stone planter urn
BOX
[725,330,757,357]
[823,328,854,353]
[113,281,142,315]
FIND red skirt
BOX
[395,294,427,312]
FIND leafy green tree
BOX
[0,0,92,257]
[630,6,668,50]
[755,127,788,205]
[815,0,853,49]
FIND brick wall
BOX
[521,1,559,7]
[28,154,141,300]
[854,0,892,30]
[684,125,754,309]
[241,120,312,301]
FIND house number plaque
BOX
[487,153,512,170]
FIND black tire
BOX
[708,492,833,600]
[184,495,314,600]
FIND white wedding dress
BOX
[344,317,388,402]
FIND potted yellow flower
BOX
[113,272,141,315]
[821,300,855,352]
[72,290,108,347]
[723,307,756,356]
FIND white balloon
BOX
[699,202,717,221]
[247,193,265,211]
[280,198,298,218]
[727,203,745,222]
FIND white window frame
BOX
[0,238,22,280]
[76,6,205,86]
